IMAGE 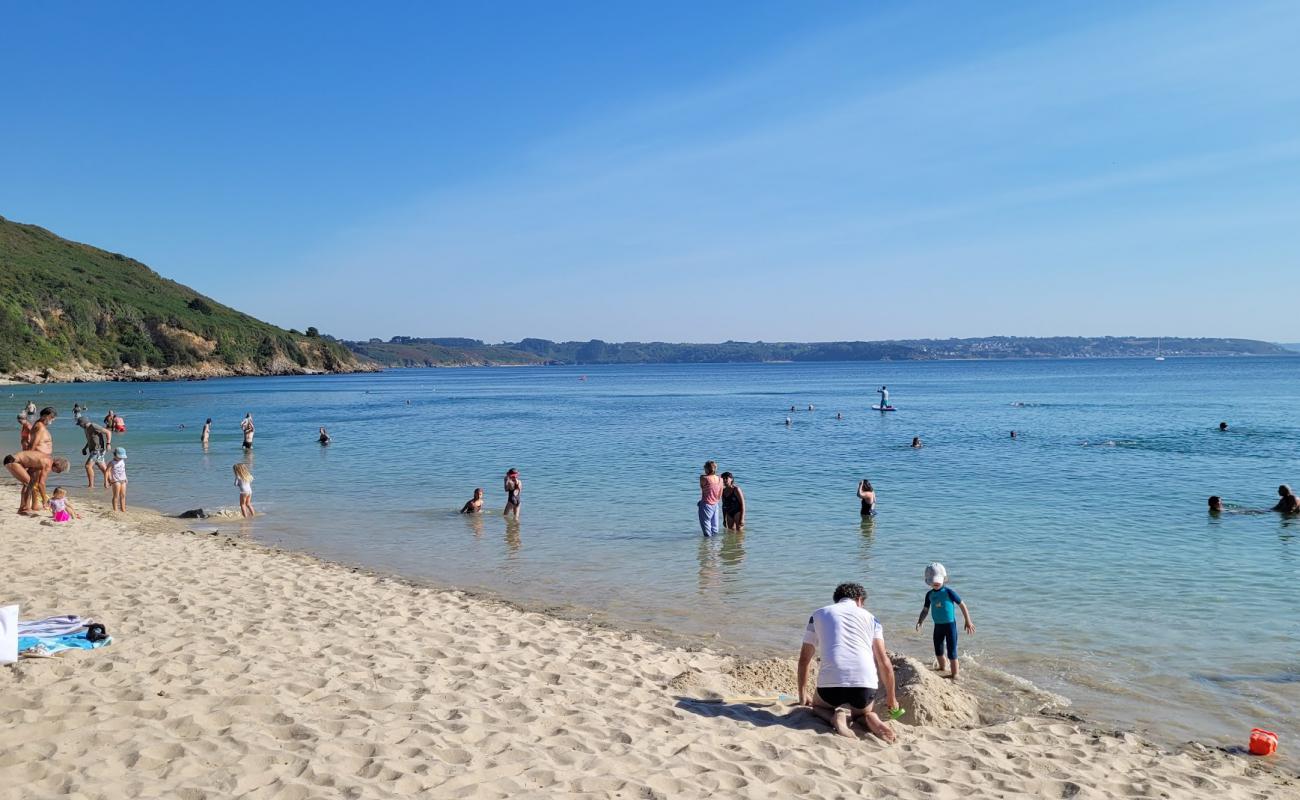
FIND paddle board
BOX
[871,405,896,412]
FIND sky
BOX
[3,1,1298,343]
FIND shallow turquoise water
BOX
[12,358,1300,759]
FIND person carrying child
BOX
[233,463,255,517]
[915,562,975,682]
[49,487,80,522]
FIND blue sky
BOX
[3,1,1298,343]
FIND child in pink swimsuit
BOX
[49,487,80,523]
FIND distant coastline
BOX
[343,335,1296,369]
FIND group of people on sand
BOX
[5,404,129,517]
[798,564,975,741]
[1209,484,1300,515]
[459,468,523,519]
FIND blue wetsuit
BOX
[922,586,962,660]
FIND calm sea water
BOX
[12,358,1300,762]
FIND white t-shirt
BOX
[802,599,884,688]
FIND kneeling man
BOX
[797,582,899,740]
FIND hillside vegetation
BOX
[347,335,1293,366]
[0,216,366,381]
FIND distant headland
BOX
[0,216,374,383]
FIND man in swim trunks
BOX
[797,582,899,741]
[4,451,69,514]
[77,417,112,488]
[878,386,889,408]
[241,414,255,449]
[29,407,56,456]
[26,407,57,509]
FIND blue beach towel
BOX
[18,632,113,658]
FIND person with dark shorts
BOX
[797,582,899,740]
[915,563,976,682]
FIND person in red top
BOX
[698,460,723,537]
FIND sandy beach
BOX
[1,500,1294,800]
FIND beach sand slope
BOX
[1,505,1294,799]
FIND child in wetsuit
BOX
[915,563,975,682]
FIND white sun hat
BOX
[924,562,947,586]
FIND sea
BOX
[12,357,1300,765]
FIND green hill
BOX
[0,215,369,381]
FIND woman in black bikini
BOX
[858,479,876,516]
[721,471,745,531]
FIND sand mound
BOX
[669,653,981,729]
[891,654,980,727]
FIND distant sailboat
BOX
[1155,338,1165,361]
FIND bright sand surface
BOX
[1,501,1295,800]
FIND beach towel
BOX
[17,615,92,637]
[1,605,16,665]
[18,631,112,658]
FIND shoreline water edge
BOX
[2,495,1295,797]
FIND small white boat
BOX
[1154,338,1165,361]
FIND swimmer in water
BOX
[1219,422,1228,431]
[1208,496,1224,514]
[1274,485,1299,514]
[808,404,814,412]
[1010,431,1017,439]
[785,417,792,426]
[836,412,843,420]
[460,487,484,514]
[790,405,796,413]
[318,426,331,445]
[911,437,922,448]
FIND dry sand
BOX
[1,500,1295,799]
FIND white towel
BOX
[0,605,17,665]
[17,615,91,637]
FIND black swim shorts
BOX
[817,686,875,709]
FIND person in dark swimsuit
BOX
[720,471,746,531]
[503,468,522,519]
[858,479,876,516]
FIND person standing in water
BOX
[877,386,890,409]
[17,413,31,451]
[240,414,255,449]
[503,468,522,519]
[201,418,212,446]
[858,479,876,516]
[915,563,975,682]
[721,472,746,531]
[698,460,723,537]
[233,463,255,517]
[318,427,331,445]
[77,417,111,488]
